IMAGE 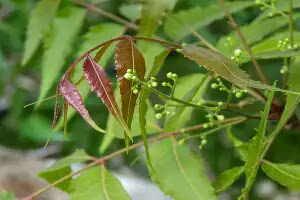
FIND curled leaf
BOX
[83,56,131,137]
[58,77,105,133]
[115,38,146,129]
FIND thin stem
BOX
[72,0,139,30]
[217,0,269,85]
[22,116,245,200]
[289,0,294,47]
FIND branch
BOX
[216,0,269,85]
[22,116,246,200]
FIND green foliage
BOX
[70,166,131,200]
[213,166,245,193]
[22,0,61,65]
[262,162,300,190]
[239,86,275,200]
[37,6,85,105]
[0,190,16,200]
[150,139,217,200]
[39,149,91,191]
[164,1,253,40]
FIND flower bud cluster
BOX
[124,69,141,94]
[211,78,230,93]
[154,103,174,119]
[203,102,225,129]
[232,88,248,98]
[255,0,277,17]
[231,49,243,64]
[278,38,299,51]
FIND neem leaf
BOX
[238,87,275,200]
[115,39,146,129]
[150,139,217,200]
[139,0,177,37]
[37,6,85,106]
[213,166,245,193]
[22,0,61,66]
[164,1,253,41]
[0,190,16,200]
[83,56,131,137]
[70,166,131,200]
[182,44,300,95]
[262,162,300,190]
[58,77,105,133]
[39,149,91,192]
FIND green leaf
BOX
[22,0,61,66]
[39,149,91,192]
[119,4,141,21]
[164,1,253,41]
[250,50,300,61]
[262,161,300,190]
[213,166,245,193]
[139,87,153,170]
[139,0,177,37]
[70,166,131,200]
[150,139,217,200]
[227,127,249,162]
[0,190,16,200]
[239,87,275,200]
[165,73,208,131]
[54,23,124,131]
[217,15,296,56]
[149,49,171,77]
[37,6,85,106]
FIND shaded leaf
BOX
[100,86,159,153]
[54,23,124,130]
[213,166,245,193]
[115,39,146,130]
[149,49,172,77]
[83,56,130,136]
[70,166,131,200]
[120,4,142,21]
[227,127,249,162]
[37,6,85,106]
[165,73,208,131]
[139,0,177,37]
[262,162,300,190]
[150,139,217,200]
[239,87,275,200]
[217,15,297,56]
[58,77,105,133]
[39,149,91,192]
[22,0,61,65]
[164,1,253,41]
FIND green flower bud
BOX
[218,102,224,107]
[211,83,218,89]
[201,139,207,145]
[217,115,225,121]
[236,92,243,98]
[162,82,167,87]
[151,81,158,87]
[124,73,132,80]
[131,75,137,81]
[154,104,162,110]
[155,113,163,119]
[178,139,186,145]
[166,111,171,115]
[234,49,242,57]
[133,89,139,94]
[203,123,209,129]
[127,69,133,73]
[167,72,173,79]
[172,74,178,79]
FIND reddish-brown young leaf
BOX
[58,77,105,133]
[115,38,146,129]
[51,88,60,130]
[83,55,131,137]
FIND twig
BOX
[21,116,246,200]
[72,0,139,30]
[216,0,269,85]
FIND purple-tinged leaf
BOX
[115,38,146,129]
[83,56,131,138]
[58,77,105,133]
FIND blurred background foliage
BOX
[0,0,300,199]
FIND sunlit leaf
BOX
[54,23,124,130]
[115,39,146,131]
[150,139,217,200]
[164,1,253,41]
[262,162,300,190]
[37,6,85,106]
[22,0,61,66]
[239,87,275,200]
[83,56,130,136]
[58,77,105,133]
[213,166,245,193]
[70,166,131,200]
[39,149,91,192]
[119,4,141,21]
[0,190,16,200]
